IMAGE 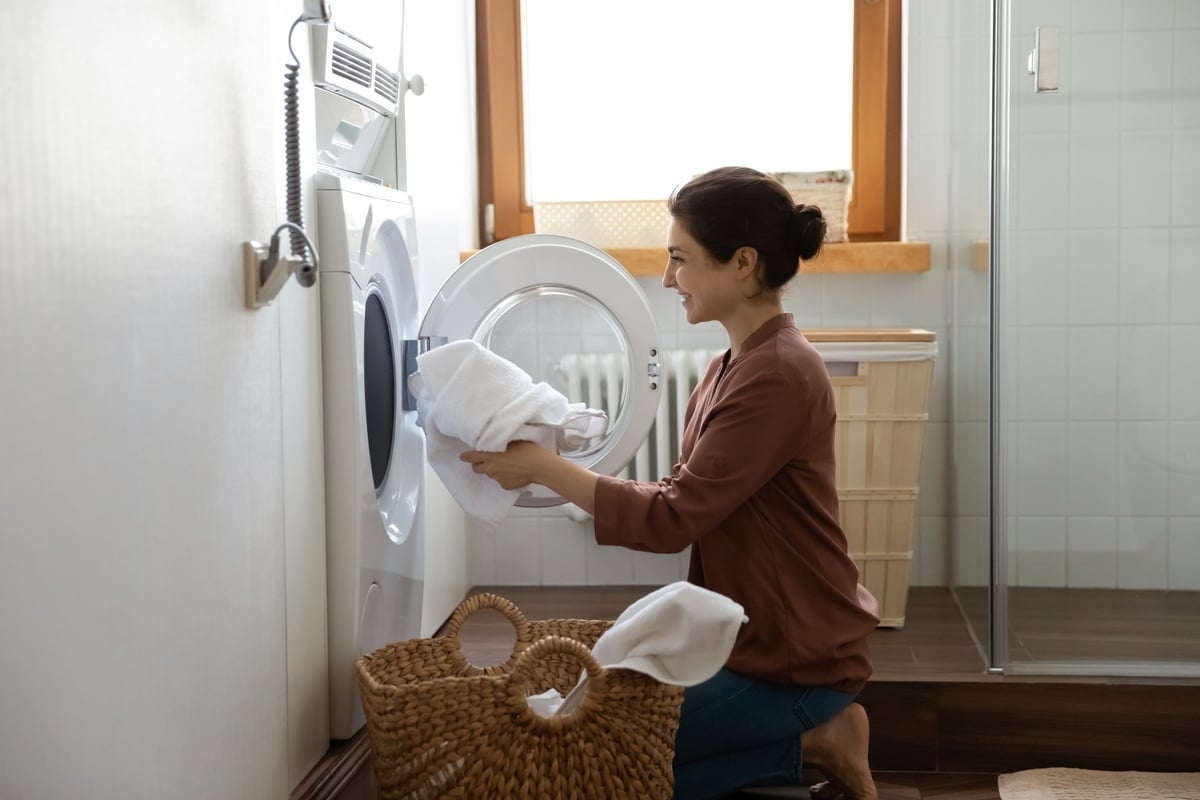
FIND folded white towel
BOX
[410,339,607,529]
[536,581,747,717]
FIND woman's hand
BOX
[460,440,551,490]
[461,440,600,514]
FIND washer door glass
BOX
[366,215,422,542]
[418,234,661,507]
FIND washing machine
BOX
[318,169,665,737]
[316,171,426,739]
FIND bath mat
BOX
[998,767,1200,800]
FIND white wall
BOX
[1003,0,1200,590]
[403,0,476,631]
[0,2,317,797]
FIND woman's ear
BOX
[733,246,759,280]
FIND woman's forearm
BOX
[531,448,599,514]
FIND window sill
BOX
[461,241,931,275]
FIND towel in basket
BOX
[356,592,685,800]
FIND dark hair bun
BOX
[790,204,827,261]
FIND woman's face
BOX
[663,219,738,325]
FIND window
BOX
[476,0,902,244]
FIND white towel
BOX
[527,581,748,717]
[410,339,607,529]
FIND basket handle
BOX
[442,592,531,640]
[508,636,606,724]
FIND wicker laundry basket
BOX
[356,593,684,800]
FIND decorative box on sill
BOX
[532,169,854,249]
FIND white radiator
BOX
[555,348,721,520]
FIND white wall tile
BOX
[1168,517,1200,590]
[954,0,990,38]
[953,421,990,517]
[925,327,952,423]
[1016,231,1070,324]
[1068,33,1123,132]
[1169,326,1200,418]
[818,274,875,327]
[467,523,497,586]
[784,273,825,327]
[1116,516,1168,589]
[1178,2,1200,28]
[1072,0,1123,31]
[1122,0,1175,31]
[950,39,990,136]
[1017,325,1068,419]
[1168,422,1200,515]
[1068,136,1121,230]
[492,519,541,584]
[1118,325,1170,419]
[1121,32,1174,129]
[1117,422,1171,516]
[1170,228,1200,323]
[913,515,950,586]
[954,515,990,587]
[1118,228,1171,323]
[908,136,953,233]
[1067,326,1119,419]
[1017,0,1072,32]
[1066,516,1118,587]
[951,139,991,233]
[912,0,953,39]
[1068,231,1119,324]
[538,515,590,585]
[1018,422,1069,514]
[1171,131,1200,227]
[867,269,949,331]
[1067,422,1119,515]
[1015,135,1071,229]
[1120,132,1173,227]
[584,536,634,583]
[908,37,952,137]
[1004,514,1021,586]
[1017,516,1068,586]
[1175,31,1200,127]
[631,551,685,585]
[918,422,949,516]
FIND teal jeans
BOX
[671,668,856,800]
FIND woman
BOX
[462,166,879,800]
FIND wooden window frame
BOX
[476,0,903,245]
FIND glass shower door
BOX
[995,0,1200,676]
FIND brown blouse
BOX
[593,314,876,691]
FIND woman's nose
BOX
[662,261,675,288]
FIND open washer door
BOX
[417,234,662,506]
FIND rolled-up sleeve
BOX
[593,369,816,553]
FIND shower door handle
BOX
[1027,26,1060,93]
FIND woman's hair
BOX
[667,166,827,290]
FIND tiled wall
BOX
[1003,0,1200,589]
[466,2,989,589]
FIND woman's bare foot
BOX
[799,703,878,800]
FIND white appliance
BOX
[317,183,665,736]
[316,172,425,738]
